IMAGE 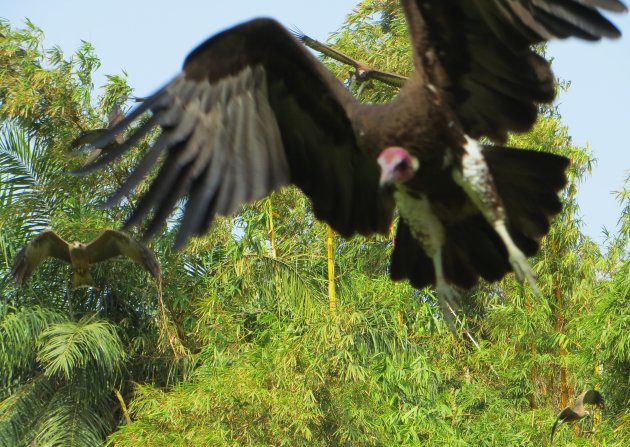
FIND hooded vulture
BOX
[550,389,604,443]
[76,1,626,319]
[11,230,161,289]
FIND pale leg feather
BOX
[454,136,540,295]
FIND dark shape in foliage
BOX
[12,229,161,289]
[550,389,605,443]
[75,1,624,321]
[72,103,125,166]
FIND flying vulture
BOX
[71,103,125,166]
[291,29,408,88]
[75,1,625,319]
[550,389,604,443]
[11,230,161,289]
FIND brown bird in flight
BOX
[75,1,626,322]
[550,389,604,443]
[11,230,161,289]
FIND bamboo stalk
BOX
[554,283,570,408]
[267,197,277,259]
[326,225,337,314]
[113,388,132,425]
[267,196,281,293]
[526,288,537,410]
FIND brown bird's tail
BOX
[550,417,561,444]
[72,270,96,289]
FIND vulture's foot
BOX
[493,221,540,295]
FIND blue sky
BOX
[3,1,629,244]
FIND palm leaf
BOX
[37,315,126,381]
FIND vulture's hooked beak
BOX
[377,147,419,192]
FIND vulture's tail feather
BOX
[483,146,569,254]
[389,219,434,289]
[388,146,568,317]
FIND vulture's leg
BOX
[433,247,461,331]
[454,136,540,295]
[395,192,462,329]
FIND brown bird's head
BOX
[377,146,419,188]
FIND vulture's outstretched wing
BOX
[86,230,161,281]
[291,29,408,88]
[11,231,71,284]
[291,29,363,68]
[405,0,627,142]
[76,19,394,248]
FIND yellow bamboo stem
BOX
[326,225,336,314]
[267,197,280,294]
[113,388,132,424]
[594,364,602,430]
[267,197,277,259]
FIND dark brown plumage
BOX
[550,389,604,443]
[11,230,161,289]
[291,29,408,88]
[74,1,625,318]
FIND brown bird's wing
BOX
[76,19,394,248]
[11,231,71,284]
[292,29,408,88]
[85,230,161,280]
[580,389,605,407]
[550,406,581,443]
[404,0,626,142]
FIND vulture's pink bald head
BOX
[377,147,419,187]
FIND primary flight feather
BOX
[75,0,626,319]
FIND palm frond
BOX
[0,374,54,446]
[32,388,115,447]
[0,306,66,382]
[0,122,61,233]
[37,315,126,381]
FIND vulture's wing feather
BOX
[11,231,71,284]
[78,19,393,248]
[365,70,408,88]
[408,0,626,142]
[71,128,109,149]
[293,30,409,88]
[290,29,361,67]
[86,230,161,280]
